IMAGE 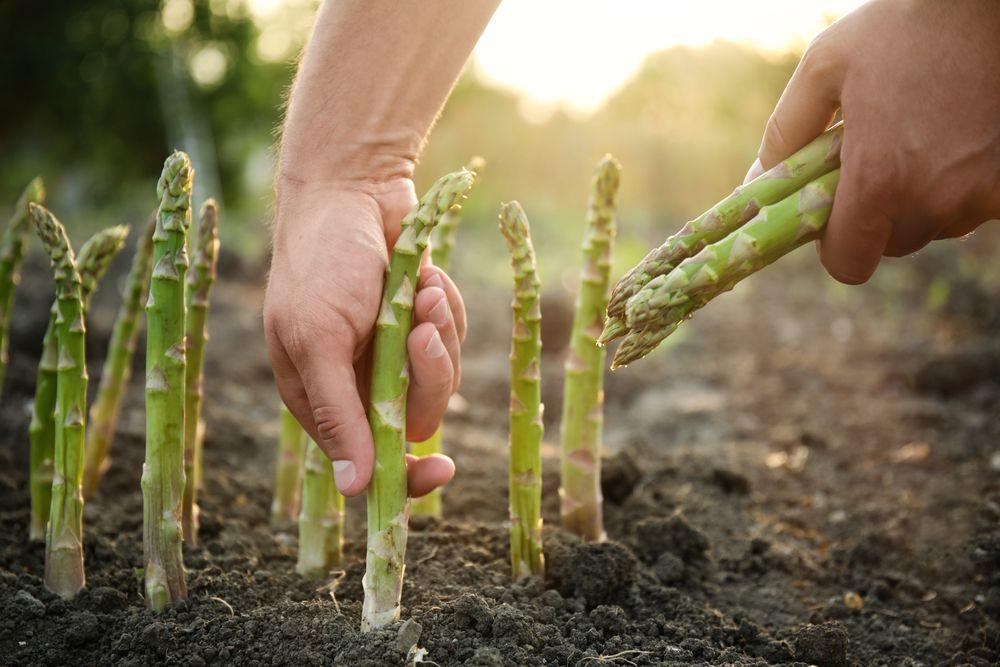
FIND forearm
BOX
[279,0,499,189]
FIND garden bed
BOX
[1,250,998,666]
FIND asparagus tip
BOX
[598,316,627,345]
[157,151,194,203]
[28,204,67,256]
[595,154,622,192]
[498,201,531,248]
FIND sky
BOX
[473,0,867,116]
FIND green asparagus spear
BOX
[601,122,843,344]
[29,204,90,598]
[411,156,485,519]
[182,199,220,547]
[613,169,841,368]
[82,215,156,499]
[271,403,308,528]
[142,151,194,611]
[28,306,58,541]
[429,156,484,270]
[408,429,442,518]
[499,201,545,579]
[29,225,129,539]
[560,156,620,542]
[363,169,475,631]
[0,178,45,393]
[297,438,344,576]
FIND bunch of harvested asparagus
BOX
[602,123,843,368]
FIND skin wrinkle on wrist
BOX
[277,131,423,191]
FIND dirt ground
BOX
[1,240,998,666]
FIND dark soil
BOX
[1,244,998,666]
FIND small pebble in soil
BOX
[792,621,850,667]
[843,591,864,611]
[394,618,422,652]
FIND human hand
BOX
[745,0,1000,284]
[264,176,465,497]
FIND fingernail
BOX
[743,158,764,185]
[424,272,445,290]
[333,460,356,492]
[429,297,449,327]
[424,329,447,358]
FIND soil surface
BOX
[1,243,998,666]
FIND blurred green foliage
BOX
[2,1,995,301]
[0,0,293,234]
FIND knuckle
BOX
[312,405,356,448]
[762,112,792,159]
[800,29,840,80]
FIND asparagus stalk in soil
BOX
[499,201,545,579]
[0,177,45,391]
[560,156,620,542]
[271,403,308,527]
[297,438,344,576]
[29,225,129,539]
[601,122,843,344]
[181,199,220,546]
[28,204,90,598]
[142,151,194,611]
[363,169,475,631]
[410,156,485,518]
[613,169,841,369]
[82,216,156,499]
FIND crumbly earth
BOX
[1,244,998,666]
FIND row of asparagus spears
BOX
[5,122,843,624]
[264,124,842,630]
[2,151,220,607]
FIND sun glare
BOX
[474,0,867,115]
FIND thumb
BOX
[298,351,374,497]
[745,35,844,183]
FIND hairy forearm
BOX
[279,0,499,188]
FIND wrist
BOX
[277,115,420,192]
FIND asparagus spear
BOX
[297,438,344,577]
[408,429,443,518]
[271,403,308,527]
[560,155,620,542]
[82,216,156,499]
[0,177,45,392]
[28,204,90,598]
[29,225,129,539]
[429,156,484,269]
[601,122,843,344]
[142,151,193,611]
[411,156,485,519]
[499,201,545,579]
[612,169,841,368]
[181,199,220,547]
[363,169,475,631]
